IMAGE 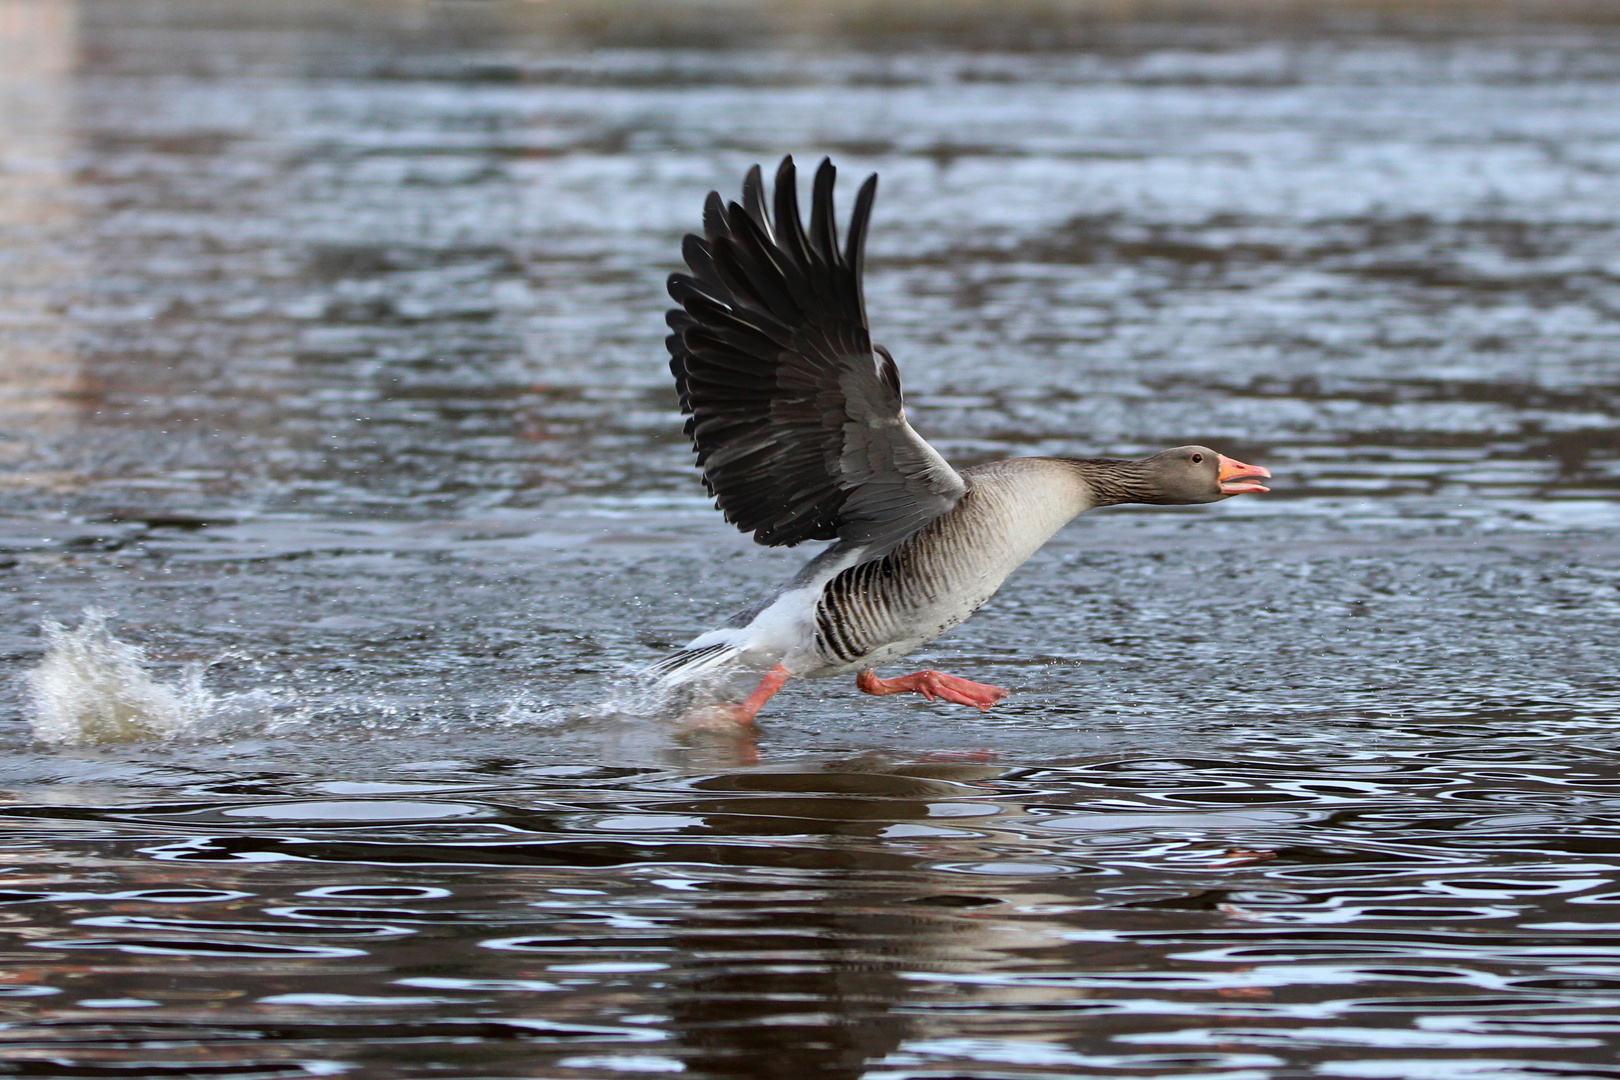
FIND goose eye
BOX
[1191,453,1203,464]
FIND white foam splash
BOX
[21,609,282,746]
[19,610,638,748]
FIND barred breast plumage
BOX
[811,460,1094,674]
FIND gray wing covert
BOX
[665,155,965,551]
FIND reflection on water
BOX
[8,755,1620,1078]
[2,0,1620,1076]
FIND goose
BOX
[655,156,1270,724]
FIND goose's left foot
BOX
[680,665,790,730]
[856,669,1008,712]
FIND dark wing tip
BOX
[702,191,728,239]
[740,163,772,239]
[808,157,839,267]
[844,172,879,322]
[846,172,878,271]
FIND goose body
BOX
[656,157,1270,721]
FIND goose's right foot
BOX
[856,669,1008,712]
[680,665,790,730]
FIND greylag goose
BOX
[656,156,1269,724]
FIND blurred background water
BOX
[1,1,1619,1077]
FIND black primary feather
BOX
[666,156,966,550]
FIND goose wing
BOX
[666,156,966,550]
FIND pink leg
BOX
[681,665,790,730]
[856,669,1008,712]
[735,665,791,722]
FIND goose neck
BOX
[1063,458,1164,507]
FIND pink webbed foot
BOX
[856,669,1009,712]
[679,702,758,732]
[679,665,790,731]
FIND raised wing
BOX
[666,156,966,550]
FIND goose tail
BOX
[646,640,745,687]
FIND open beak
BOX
[1217,454,1271,495]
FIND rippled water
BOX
[2,2,1620,1077]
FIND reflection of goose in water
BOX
[650,757,1032,1080]
[657,157,1270,724]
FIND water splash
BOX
[19,610,598,748]
[21,609,283,746]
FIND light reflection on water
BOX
[2,1,1620,1077]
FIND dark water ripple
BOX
[2,3,1620,1078]
[6,756,1620,1077]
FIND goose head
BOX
[1141,445,1271,503]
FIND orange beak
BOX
[1217,454,1271,495]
